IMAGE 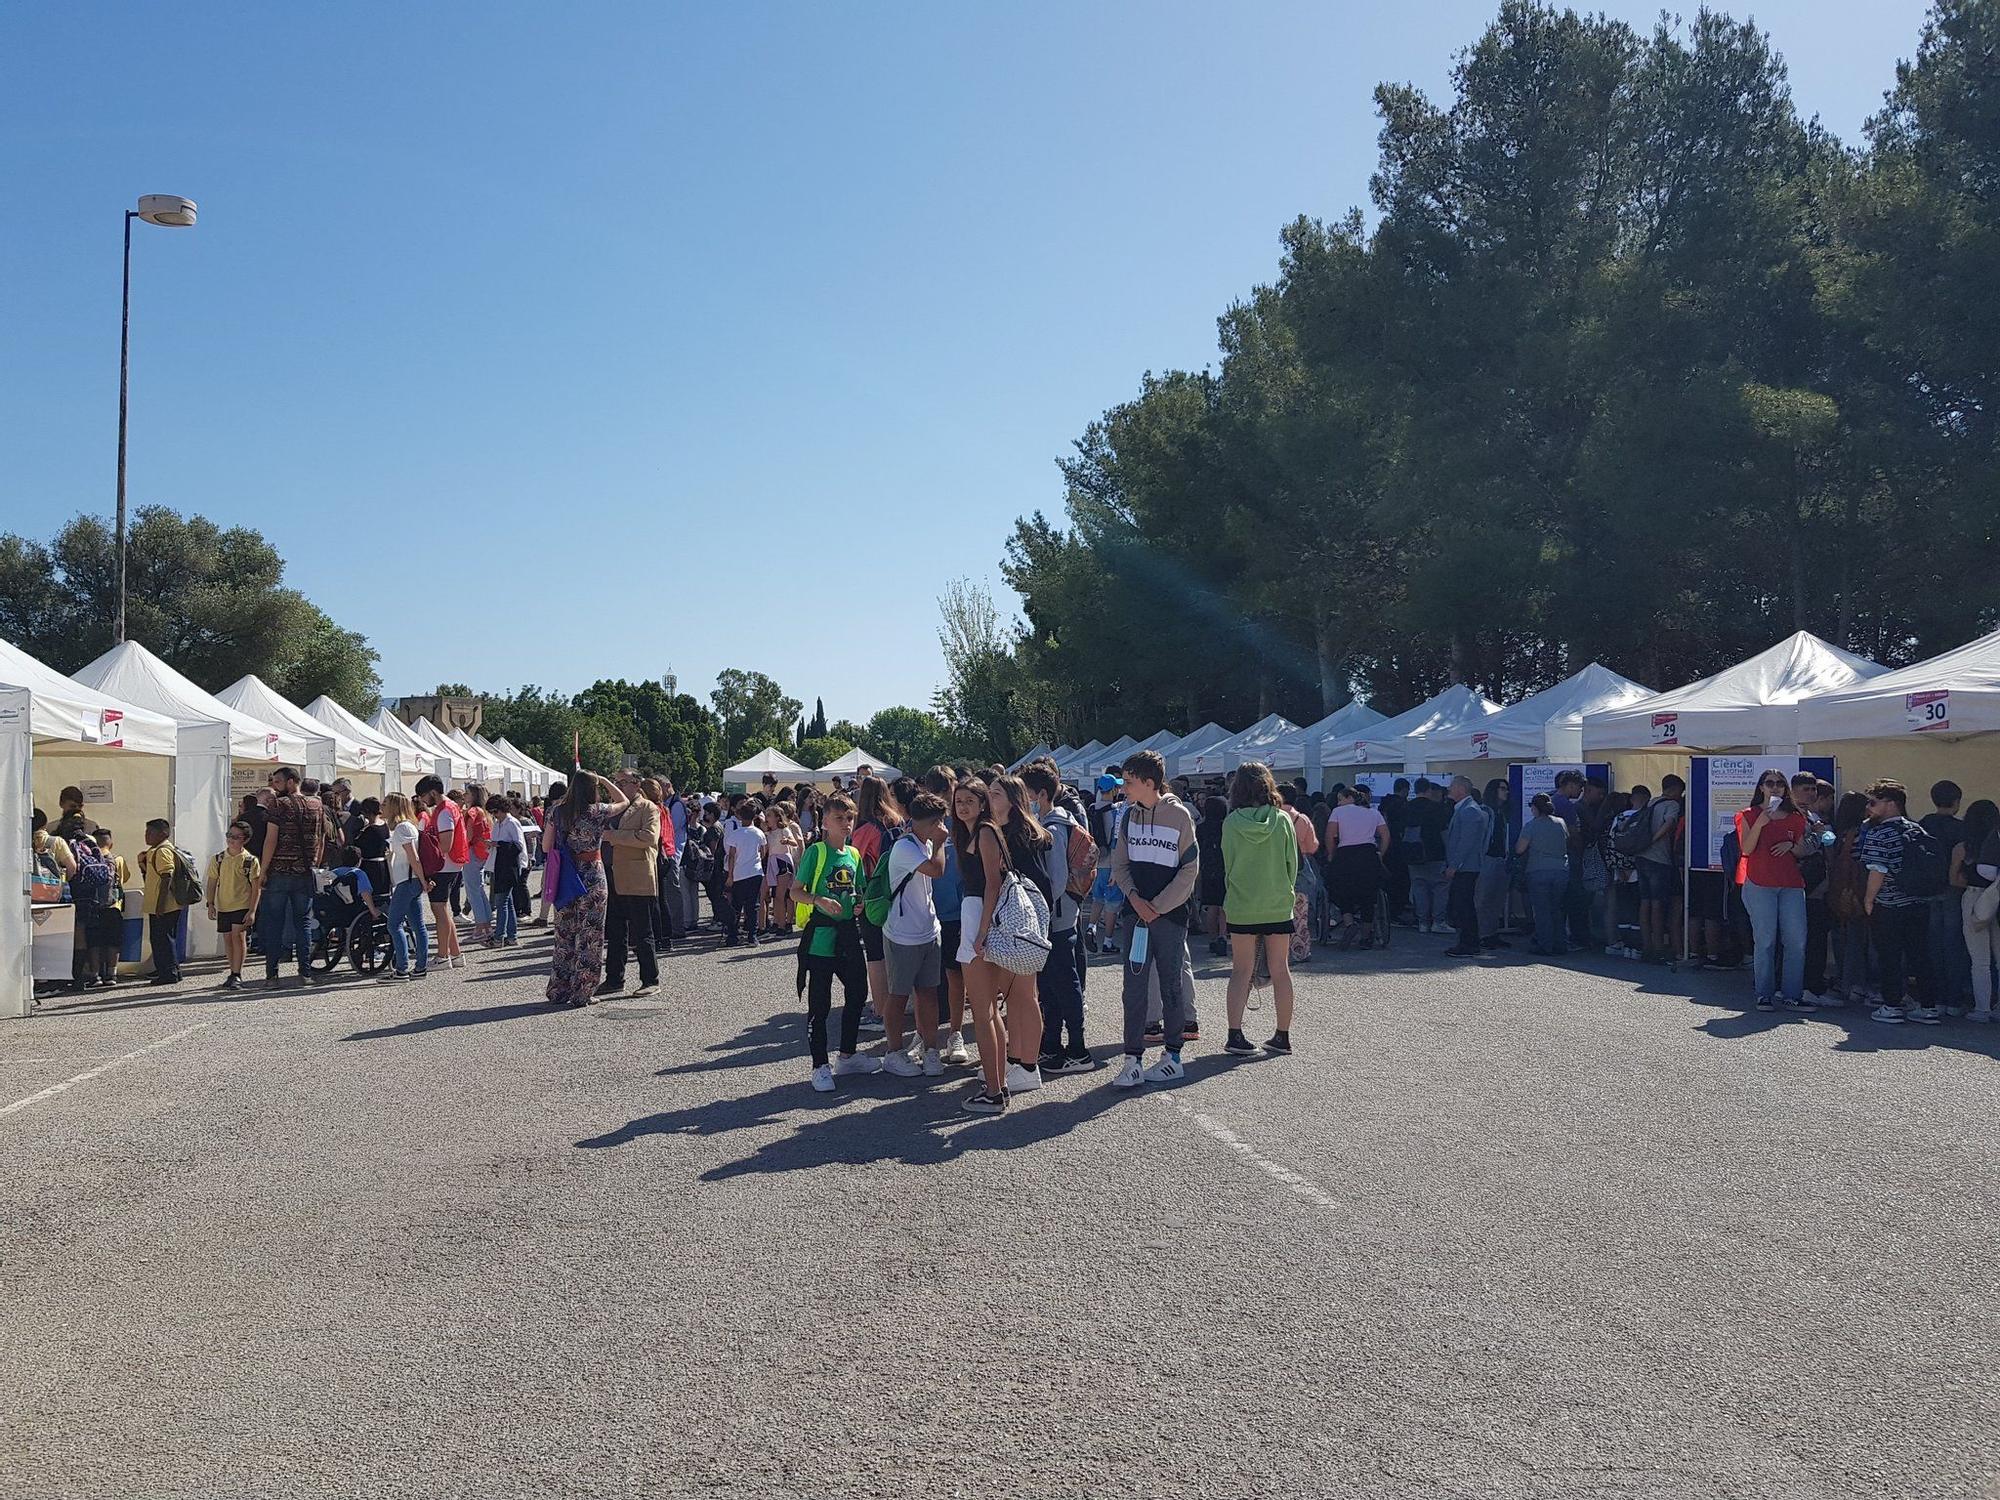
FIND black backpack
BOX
[1896,820,1949,899]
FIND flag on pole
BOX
[573,728,581,769]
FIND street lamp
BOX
[115,194,197,644]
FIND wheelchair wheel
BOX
[307,920,345,974]
[347,912,387,974]
[1372,888,1393,950]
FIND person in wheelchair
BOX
[311,848,383,968]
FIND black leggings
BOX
[805,954,867,1067]
[726,877,762,939]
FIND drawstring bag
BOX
[984,832,1053,975]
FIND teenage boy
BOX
[206,821,264,990]
[414,776,465,970]
[787,794,877,1090]
[1024,762,1094,1074]
[1920,780,1971,1013]
[1636,773,1684,962]
[85,829,132,987]
[880,792,948,1078]
[1109,750,1199,1088]
[1087,774,1127,953]
[1857,780,1937,1025]
[723,809,766,946]
[138,818,183,985]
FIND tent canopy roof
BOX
[813,747,902,779]
[218,676,378,773]
[1415,662,1651,761]
[1163,722,1237,776]
[1264,702,1386,770]
[74,641,314,763]
[0,634,181,757]
[1797,625,2000,741]
[1187,713,1297,773]
[725,746,812,779]
[1583,631,1884,752]
[1325,684,1502,766]
[305,696,409,761]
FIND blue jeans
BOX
[465,853,493,927]
[1740,881,1805,1002]
[491,881,518,943]
[388,878,429,974]
[1527,869,1568,955]
[259,872,313,978]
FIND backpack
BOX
[69,840,113,915]
[168,845,204,908]
[984,867,1052,975]
[1611,808,1654,857]
[863,834,924,929]
[435,805,470,866]
[418,819,445,878]
[684,832,715,885]
[1895,820,1949,899]
[1060,814,1096,901]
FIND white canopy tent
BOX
[1583,631,1885,754]
[1221,716,1308,772]
[438,724,509,788]
[1163,722,1236,780]
[1054,740,1108,779]
[1264,701,1387,775]
[1324,685,1504,771]
[393,715,481,784]
[1129,729,1183,756]
[813,747,902,782]
[1005,742,1054,774]
[725,747,812,787]
[1414,663,1652,764]
[1186,714,1295,776]
[305,697,412,793]
[1797,626,2000,742]
[217,676,386,793]
[1047,744,1077,764]
[1063,736,1136,778]
[369,710,463,784]
[75,641,324,959]
[493,737,568,792]
[2,638,183,1017]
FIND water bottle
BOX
[1129,923,1149,968]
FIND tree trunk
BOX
[1790,530,1809,633]
[1449,629,1468,685]
[1315,617,1348,715]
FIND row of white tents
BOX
[1007,625,2000,786]
[3,634,573,1016]
[723,746,904,786]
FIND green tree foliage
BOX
[0,506,383,715]
[709,669,804,764]
[985,1,2000,745]
[481,679,720,789]
[866,706,949,773]
[807,699,828,739]
[795,735,853,770]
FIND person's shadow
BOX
[342,1000,550,1040]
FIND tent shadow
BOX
[342,999,552,1040]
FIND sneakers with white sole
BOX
[922,1048,944,1076]
[1141,1053,1186,1084]
[810,1064,835,1093]
[1910,1006,1943,1026]
[942,1035,972,1067]
[1111,1056,1145,1089]
[1004,1062,1043,1093]
[832,1052,882,1076]
[1870,1005,1906,1024]
[881,1050,924,1078]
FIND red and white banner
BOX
[1905,690,1950,734]
[1649,713,1679,746]
[96,708,124,749]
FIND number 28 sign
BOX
[1905,690,1950,733]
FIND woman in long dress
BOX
[545,771,629,1008]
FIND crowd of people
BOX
[30,747,1998,1085]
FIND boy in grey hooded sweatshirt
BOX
[1111,750,1200,1070]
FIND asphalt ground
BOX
[3,914,1996,1499]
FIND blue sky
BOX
[3,0,1932,722]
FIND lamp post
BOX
[115,194,197,644]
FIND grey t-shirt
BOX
[1640,798,1681,865]
[1522,815,1571,875]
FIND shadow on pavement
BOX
[342,1000,552,1040]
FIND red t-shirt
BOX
[1735,807,1805,889]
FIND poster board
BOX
[1686,755,1836,872]
[1510,763,1610,837]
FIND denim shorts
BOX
[1635,860,1678,901]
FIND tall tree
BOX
[709,669,803,763]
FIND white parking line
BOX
[1169,1099,1344,1209]
[0,1024,210,1118]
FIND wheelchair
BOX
[307,890,388,975]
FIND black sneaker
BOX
[1049,1051,1097,1074]
[220,973,241,991]
[1224,1031,1259,1056]
[595,979,622,997]
[1142,1022,1166,1044]
[961,1089,1008,1115]
[1181,1022,1201,1043]
[1264,1033,1293,1055]
[1037,1051,1067,1074]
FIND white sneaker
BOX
[1141,1053,1186,1084]
[922,1047,944,1076]
[943,1034,971,1066]
[832,1052,882,1076]
[1432,923,1455,936]
[631,983,657,998]
[1005,1062,1043,1093]
[1870,1005,1906,1024]
[810,1064,835,1092]
[1910,1006,1943,1026]
[1111,1056,1145,1089]
[881,1050,924,1077]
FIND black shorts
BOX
[428,872,462,905]
[939,919,962,973]
[1636,860,1678,902]
[1228,919,1295,936]
[217,908,249,932]
[859,915,885,963]
[1687,870,1725,923]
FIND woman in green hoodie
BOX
[1221,761,1300,1057]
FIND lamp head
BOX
[135,195,197,228]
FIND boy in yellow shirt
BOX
[139,818,183,985]
[207,820,263,990]
[84,829,132,987]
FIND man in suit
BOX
[598,772,662,998]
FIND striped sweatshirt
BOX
[1111,793,1199,919]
